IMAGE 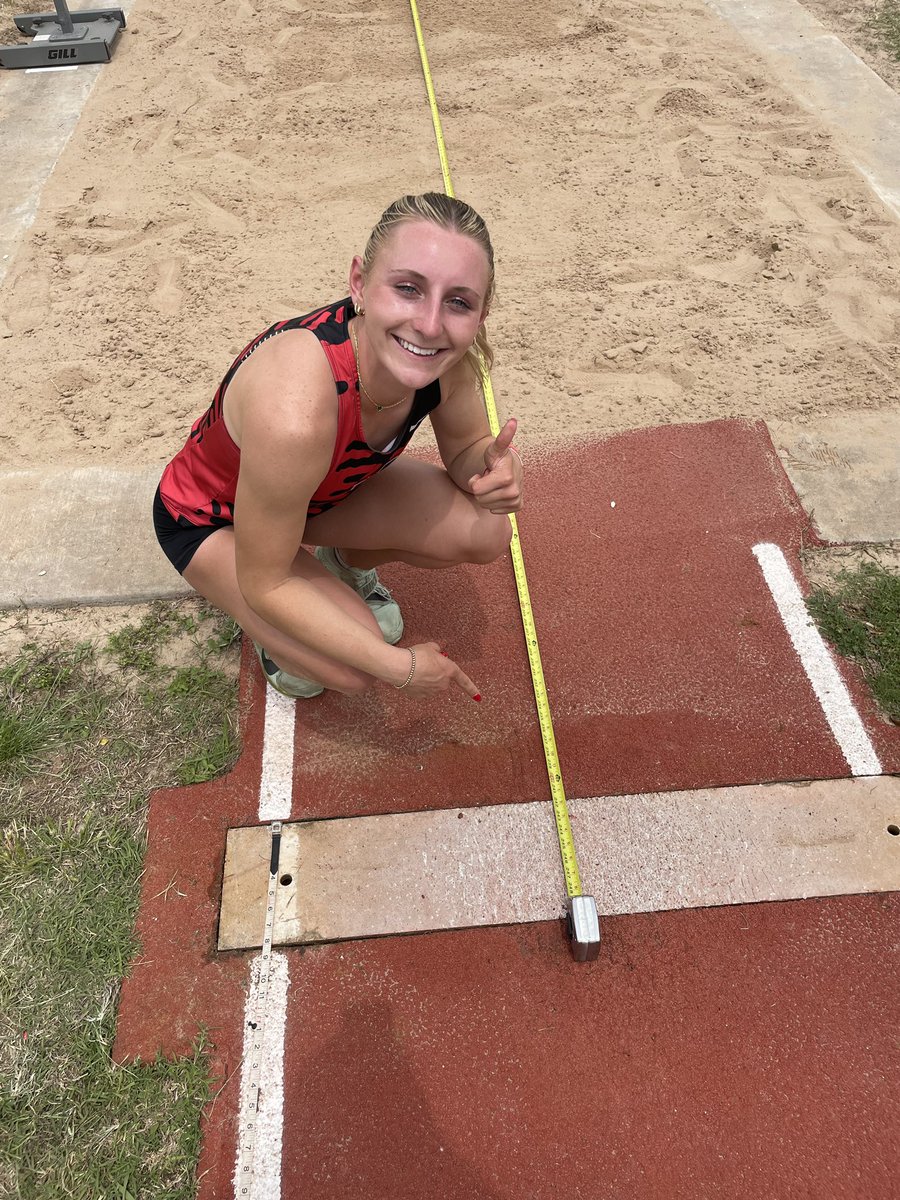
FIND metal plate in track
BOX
[218,776,900,950]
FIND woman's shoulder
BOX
[232,327,330,400]
[237,297,351,385]
[227,298,351,380]
[224,316,342,448]
[292,297,353,345]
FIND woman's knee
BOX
[464,512,513,564]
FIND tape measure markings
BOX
[259,688,297,822]
[407,0,586,905]
[408,0,454,197]
[235,821,287,1197]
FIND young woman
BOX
[153,193,522,701]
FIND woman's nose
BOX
[412,299,442,340]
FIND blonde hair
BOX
[361,192,495,378]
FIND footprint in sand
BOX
[147,116,179,154]
[190,189,245,236]
[822,276,900,344]
[63,215,191,258]
[52,365,97,398]
[770,178,873,257]
[804,293,900,386]
[4,268,51,334]
[688,250,765,286]
[151,259,184,316]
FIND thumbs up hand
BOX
[467,418,523,515]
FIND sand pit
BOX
[0,0,898,474]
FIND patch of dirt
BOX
[0,599,241,680]
[0,2,23,36]
[800,540,900,589]
[800,0,900,96]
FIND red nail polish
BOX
[473,694,481,702]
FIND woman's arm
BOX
[430,360,523,514]
[230,333,413,685]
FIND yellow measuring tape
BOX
[408,3,597,946]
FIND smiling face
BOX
[349,218,492,396]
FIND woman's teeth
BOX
[397,337,439,357]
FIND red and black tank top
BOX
[158,297,441,528]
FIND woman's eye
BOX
[396,283,418,295]
[449,297,471,310]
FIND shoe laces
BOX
[365,577,395,604]
[332,553,393,605]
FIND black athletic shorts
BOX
[153,487,227,575]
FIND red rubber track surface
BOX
[115,419,900,1199]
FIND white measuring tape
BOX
[236,821,282,1195]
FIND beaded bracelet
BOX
[394,647,416,690]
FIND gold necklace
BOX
[350,321,410,412]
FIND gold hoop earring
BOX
[355,302,365,317]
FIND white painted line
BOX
[259,689,295,821]
[233,951,289,1199]
[752,543,882,776]
[231,682,294,1197]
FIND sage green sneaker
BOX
[314,546,404,645]
[253,642,324,699]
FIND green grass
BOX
[1,605,241,822]
[0,708,47,765]
[806,561,900,722]
[869,0,900,60]
[0,602,241,1198]
[106,606,207,673]
[175,719,238,786]
[0,817,211,1199]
